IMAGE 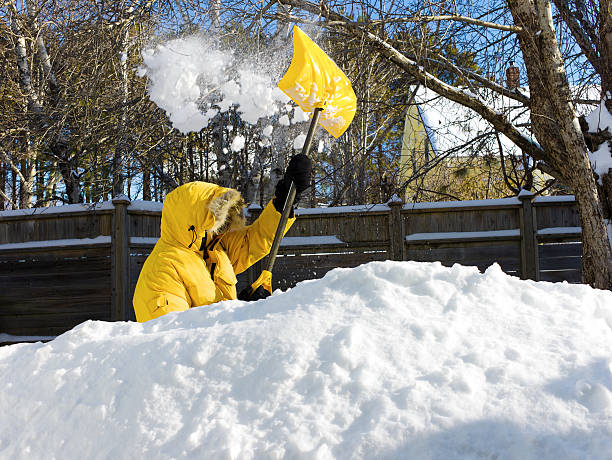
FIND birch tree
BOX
[505,0,612,288]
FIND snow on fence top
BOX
[0,236,111,252]
[295,203,391,215]
[402,196,521,210]
[405,229,521,242]
[0,201,115,218]
[0,195,577,219]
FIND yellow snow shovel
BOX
[278,25,357,138]
[241,25,356,300]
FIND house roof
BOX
[405,85,602,158]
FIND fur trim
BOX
[208,189,246,234]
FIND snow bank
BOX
[1,261,612,459]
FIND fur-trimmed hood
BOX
[160,182,245,250]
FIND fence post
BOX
[112,195,131,321]
[518,190,539,281]
[388,195,404,261]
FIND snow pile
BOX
[139,35,292,133]
[2,261,612,459]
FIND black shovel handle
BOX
[266,107,323,273]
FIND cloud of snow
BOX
[1,261,612,459]
[139,35,293,134]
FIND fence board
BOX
[289,213,389,243]
[405,242,520,272]
[539,270,582,283]
[1,271,110,292]
[129,213,162,238]
[0,213,112,244]
[539,242,582,275]
[539,242,582,257]
[535,200,580,229]
[0,247,111,336]
[1,311,111,336]
[0,249,110,274]
[403,208,519,235]
[539,257,581,271]
[270,249,389,290]
[1,294,111,316]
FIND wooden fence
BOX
[0,192,582,338]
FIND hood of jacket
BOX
[160,181,245,251]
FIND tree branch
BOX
[279,0,545,162]
[370,15,522,33]
[0,188,17,209]
[551,0,602,77]
[0,149,26,183]
[416,55,531,106]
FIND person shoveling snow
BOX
[133,154,311,321]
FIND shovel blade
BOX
[278,26,356,138]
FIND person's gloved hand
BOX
[238,285,271,301]
[273,154,312,212]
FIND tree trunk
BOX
[11,167,17,208]
[19,152,35,208]
[215,115,231,187]
[9,0,81,204]
[598,0,612,221]
[247,144,264,204]
[210,0,221,32]
[0,161,5,210]
[508,0,612,289]
[600,0,612,105]
[113,26,130,197]
[153,171,158,201]
[142,165,151,201]
[574,181,612,287]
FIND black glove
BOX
[238,285,271,301]
[273,154,312,212]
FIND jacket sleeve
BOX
[219,200,295,275]
[133,252,193,322]
[147,291,191,321]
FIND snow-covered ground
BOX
[1,261,611,459]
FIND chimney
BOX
[506,61,520,90]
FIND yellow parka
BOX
[133,181,294,322]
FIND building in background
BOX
[399,85,556,202]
